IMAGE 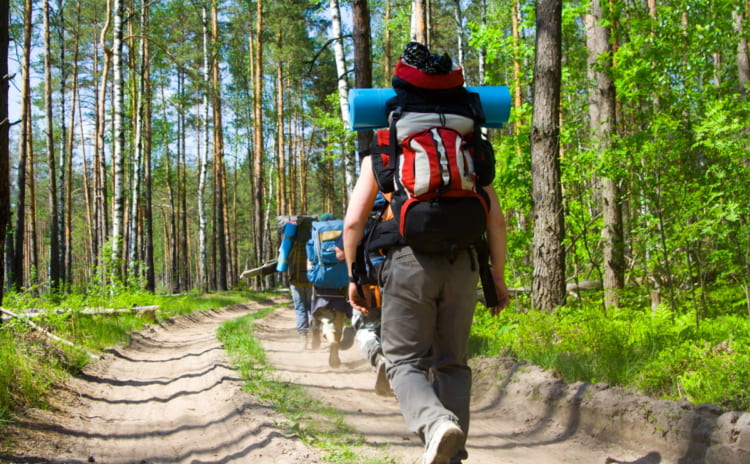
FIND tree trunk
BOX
[94,2,112,279]
[10,0,33,292]
[64,0,83,287]
[142,3,154,292]
[530,0,566,311]
[178,70,190,291]
[384,0,392,83]
[198,5,210,293]
[111,0,125,279]
[329,0,355,193]
[734,7,749,95]
[586,0,624,310]
[276,38,287,215]
[57,0,68,288]
[0,0,9,304]
[452,0,464,70]
[128,13,146,283]
[477,0,487,84]
[252,0,265,284]
[411,0,427,45]
[211,0,228,291]
[44,0,61,292]
[352,0,373,167]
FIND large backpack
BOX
[306,219,348,289]
[368,56,496,259]
[276,215,316,286]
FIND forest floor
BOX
[2,296,748,464]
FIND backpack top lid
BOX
[393,42,464,90]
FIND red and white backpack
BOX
[368,56,495,259]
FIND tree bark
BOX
[0,0,9,304]
[252,0,266,284]
[734,7,750,96]
[64,0,83,287]
[384,0,392,84]
[44,0,61,292]
[530,0,566,311]
[586,0,624,309]
[411,0,427,45]
[211,0,228,290]
[352,0,373,168]
[142,2,154,292]
[329,0,355,193]
[94,2,112,279]
[198,5,210,293]
[276,30,287,216]
[10,0,33,292]
[111,0,125,279]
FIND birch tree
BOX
[110,0,126,279]
[198,4,210,293]
[329,0,355,193]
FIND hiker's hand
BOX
[489,279,510,317]
[348,282,370,315]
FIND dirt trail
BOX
[4,298,749,464]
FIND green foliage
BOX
[470,300,750,412]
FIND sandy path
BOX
[5,301,324,464]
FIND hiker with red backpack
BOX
[343,42,510,464]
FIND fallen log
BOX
[0,307,100,360]
[1,305,160,320]
[240,260,279,279]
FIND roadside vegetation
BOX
[470,288,750,412]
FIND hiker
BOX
[277,215,318,350]
[307,213,352,368]
[334,199,393,396]
[343,42,510,464]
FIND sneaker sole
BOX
[423,422,464,464]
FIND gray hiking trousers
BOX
[380,245,479,449]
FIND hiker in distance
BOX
[277,215,317,350]
[343,42,510,464]
[306,213,353,368]
[334,194,393,396]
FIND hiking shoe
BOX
[300,332,309,350]
[374,355,393,396]
[328,342,341,368]
[422,420,464,464]
[339,326,355,350]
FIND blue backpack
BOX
[306,220,348,289]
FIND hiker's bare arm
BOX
[344,156,379,313]
[483,185,510,315]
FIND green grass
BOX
[217,307,396,464]
[0,288,278,421]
